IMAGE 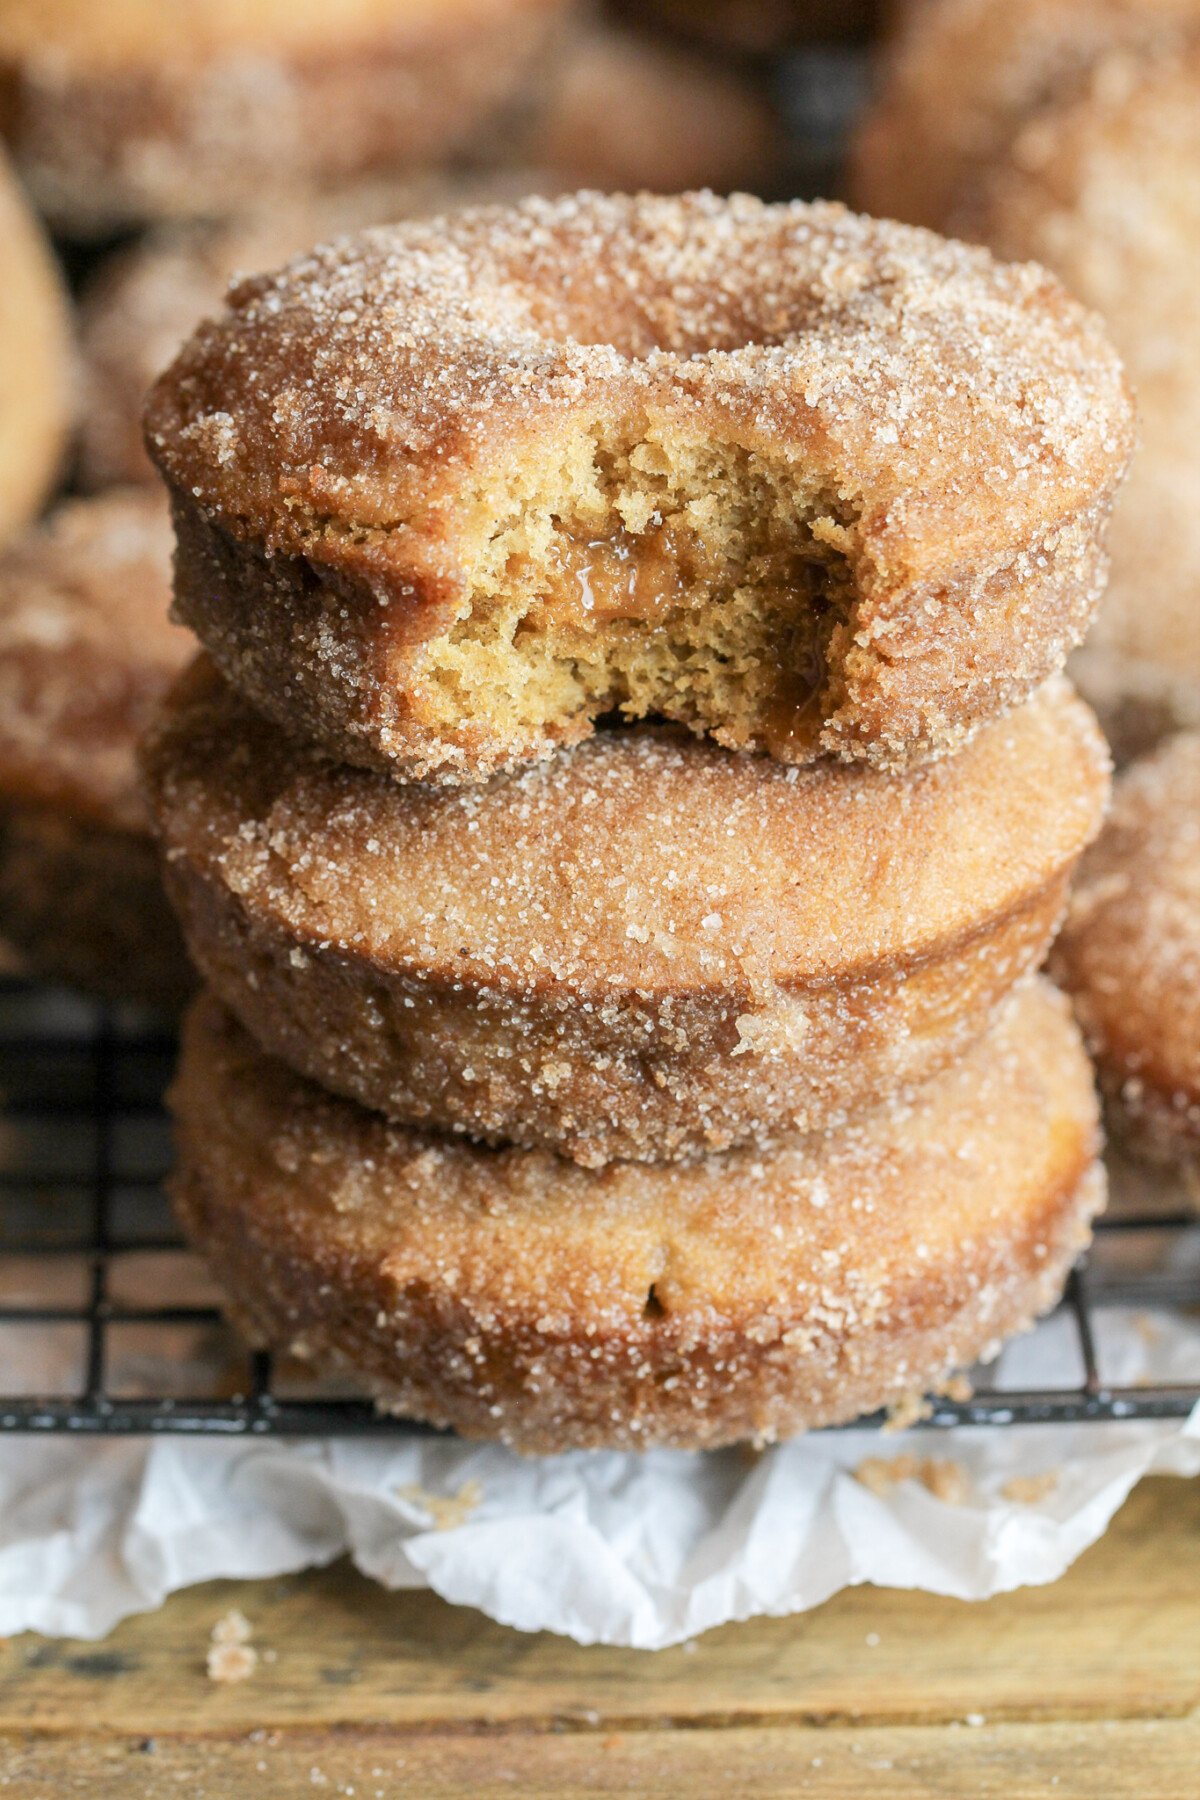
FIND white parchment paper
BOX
[1,1287,1197,1647]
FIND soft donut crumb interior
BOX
[418,431,860,758]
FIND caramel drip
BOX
[760,636,828,760]
[531,523,691,628]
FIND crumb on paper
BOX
[921,1459,970,1505]
[884,1391,933,1432]
[207,1608,258,1682]
[855,1454,970,1505]
[395,1477,483,1531]
[1001,1470,1060,1506]
[1133,1314,1161,1347]
[941,1372,973,1404]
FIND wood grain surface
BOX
[1,1475,1196,1798]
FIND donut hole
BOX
[417,429,860,761]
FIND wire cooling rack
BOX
[0,974,1197,1438]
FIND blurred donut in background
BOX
[962,49,1200,760]
[0,491,194,1007]
[0,148,71,552]
[852,0,1200,756]
[0,0,568,233]
[1053,732,1200,1183]
[499,20,785,195]
[850,0,1200,230]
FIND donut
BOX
[0,492,195,1006]
[955,51,1200,762]
[145,192,1133,786]
[169,979,1104,1452]
[77,173,553,491]
[143,659,1109,1166]
[0,149,71,552]
[849,0,1200,232]
[0,0,565,234]
[1053,733,1200,1176]
[499,23,784,196]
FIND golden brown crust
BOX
[1053,733,1200,1172]
[0,805,192,1009]
[0,491,193,834]
[144,661,1110,1164]
[0,149,71,550]
[850,0,1200,230]
[958,50,1200,762]
[0,0,565,232]
[147,192,1132,784]
[169,980,1104,1453]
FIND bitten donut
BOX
[146,192,1133,785]
[0,0,564,233]
[0,149,71,551]
[850,0,1200,232]
[77,173,552,491]
[143,661,1109,1166]
[170,980,1104,1453]
[0,492,194,1006]
[959,51,1200,761]
[1053,733,1200,1175]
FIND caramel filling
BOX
[505,520,834,749]
[426,472,857,764]
[531,524,691,627]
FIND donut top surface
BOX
[145,191,1134,604]
[79,171,553,489]
[0,492,193,833]
[145,661,1109,998]
[0,0,550,64]
[1058,731,1200,1114]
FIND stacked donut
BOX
[142,192,1132,1451]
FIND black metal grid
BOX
[0,973,1197,1437]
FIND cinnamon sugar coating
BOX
[0,149,71,551]
[169,981,1104,1453]
[0,0,564,233]
[1054,733,1200,1172]
[146,191,1133,784]
[78,173,554,490]
[0,492,194,1004]
[143,661,1109,1165]
[850,0,1200,231]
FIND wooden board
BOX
[1,1476,1197,1798]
